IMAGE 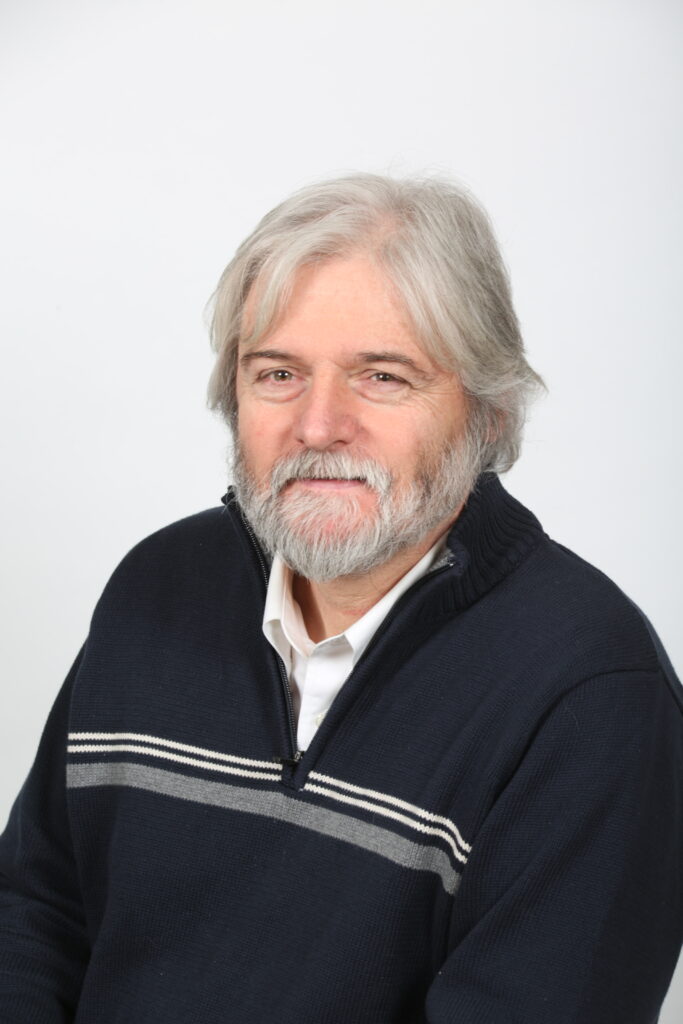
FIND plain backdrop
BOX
[1,0,681,1016]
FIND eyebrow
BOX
[239,349,294,367]
[239,348,433,380]
[355,351,429,376]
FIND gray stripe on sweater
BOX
[67,760,461,895]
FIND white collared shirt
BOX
[262,540,446,751]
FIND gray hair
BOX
[207,173,544,473]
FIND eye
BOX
[371,371,397,382]
[366,371,409,388]
[353,370,411,401]
[250,366,303,401]
[257,369,296,384]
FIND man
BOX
[1,174,681,1023]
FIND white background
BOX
[1,0,681,1016]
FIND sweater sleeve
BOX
[424,669,683,1024]
[0,646,90,1023]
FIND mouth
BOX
[285,477,368,491]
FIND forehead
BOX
[240,254,435,366]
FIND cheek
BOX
[377,413,461,483]
[372,413,436,465]
[236,378,268,440]
[236,404,294,476]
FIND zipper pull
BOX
[278,751,303,769]
[278,751,304,790]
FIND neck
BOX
[292,513,461,643]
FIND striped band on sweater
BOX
[67,731,469,893]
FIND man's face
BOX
[233,254,473,580]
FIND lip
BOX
[287,478,367,491]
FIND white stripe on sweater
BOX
[68,732,276,770]
[304,783,468,865]
[67,743,280,781]
[308,770,471,853]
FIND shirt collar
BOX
[262,537,447,667]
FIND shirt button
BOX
[315,711,327,728]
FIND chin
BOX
[285,510,371,543]
[280,490,377,530]
[280,482,375,507]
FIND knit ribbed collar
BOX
[442,473,545,611]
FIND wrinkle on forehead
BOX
[239,252,418,354]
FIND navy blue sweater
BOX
[1,475,682,1023]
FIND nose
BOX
[294,371,359,451]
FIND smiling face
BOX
[233,254,475,580]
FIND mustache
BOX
[268,450,393,497]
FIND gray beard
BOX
[231,438,479,583]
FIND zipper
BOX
[238,511,303,766]
[281,554,459,777]
[234,496,458,772]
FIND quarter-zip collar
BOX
[221,472,545,616]
[220,474,546,784]
[440,472,546,611]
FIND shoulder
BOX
[112,504,235,575]
[124,504,232,558]
[499,529,682,710]
[452,476,680,710]
[88,503,250,627]
[529,535,653,647]
[447,519,683,795]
